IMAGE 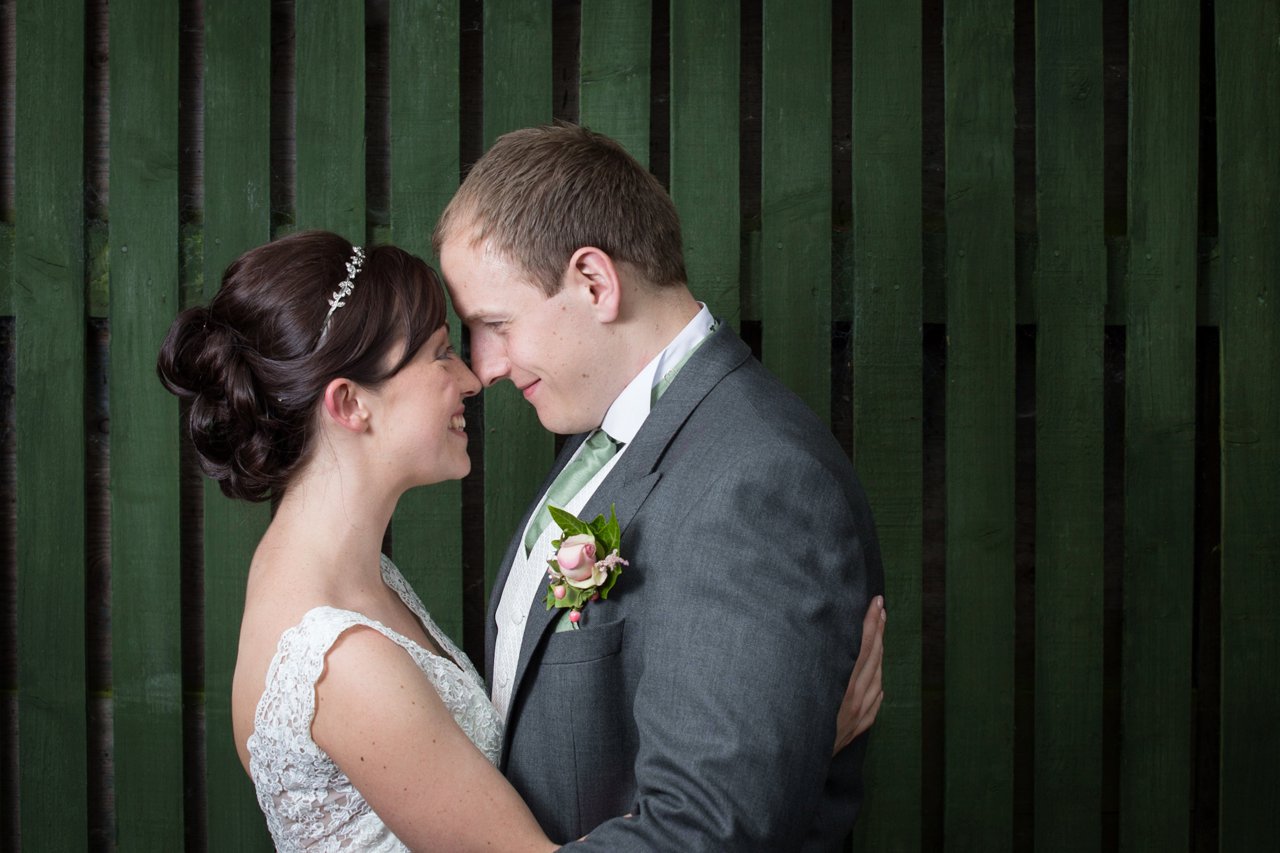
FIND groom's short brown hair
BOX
[433,123,688,296]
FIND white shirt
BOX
[490,304,716,719]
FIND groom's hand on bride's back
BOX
[834,595,886,755]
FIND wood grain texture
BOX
[760,0,831,422]
[295,0,365,238]
[108,0,184,845]
[849,0,923,848]
[942,0,1017,847]
[580,0,651,166]
[1121,1,1198,849]
[1033,1,1106,849]
[13,0,88,847]
[669,0,740,326]
[1215,1,1280,848]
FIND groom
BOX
[435,124,884,849]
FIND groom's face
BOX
[440,236,613,435]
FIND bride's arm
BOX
[833,595,886,754]
[312,626,557,852]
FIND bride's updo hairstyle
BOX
[157,230,446,501]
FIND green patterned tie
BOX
[523,428,621,553]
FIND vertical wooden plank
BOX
[1121,1,1198,849]
[108,0,183,845]
[295,0,365,238]
[482,0,552,146]
[849,0,923,848]
[389,0,464,644]
[1216,1,1280,848]
[943,0,1016,847]
[760,0,831,422]
[579,0,651,166]
[14,0,87,847]
[669,1,739,326]
[1033,1,1106,849]
[481,0,554,597]
[204,0,273,846]
[0,225,8,315]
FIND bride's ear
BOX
[322,377,372,433]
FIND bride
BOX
[157,231,884,850]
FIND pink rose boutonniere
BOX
[543,504,628,629]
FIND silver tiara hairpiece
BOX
[317,245,366,344]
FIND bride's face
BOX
[370,325,481,488]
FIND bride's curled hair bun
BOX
[157,230,446,501]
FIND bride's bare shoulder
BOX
[230,553,334,769]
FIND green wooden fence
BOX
[1,1,1277,850]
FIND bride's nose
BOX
[457,361,482,398]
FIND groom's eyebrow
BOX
[459,310,504,324]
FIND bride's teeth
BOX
[450,415,466,430]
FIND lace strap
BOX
[378,555,477,682]
[253,606,424,737]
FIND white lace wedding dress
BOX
[246,554,502,851]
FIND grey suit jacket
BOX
[484,324,884,851]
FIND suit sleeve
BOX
[568,448,875,850]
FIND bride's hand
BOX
[833,596,886,755]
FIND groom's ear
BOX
[322,377,373,433]
[566,246,621,324]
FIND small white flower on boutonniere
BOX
[543,504,628,629]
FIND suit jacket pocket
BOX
[540,617,625,665]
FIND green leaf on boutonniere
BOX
[545,581,593,611]
[592,506,622,554]
[548,505,594,539]
[596,564,622,599]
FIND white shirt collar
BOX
[599,303,716,445]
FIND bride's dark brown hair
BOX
[157,230,447,501]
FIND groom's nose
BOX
[468,332,510,387]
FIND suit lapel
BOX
[484,432,588,678]
[501,325,753,722]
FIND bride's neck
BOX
[258,449,400,589]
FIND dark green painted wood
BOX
[1033,2,1105,850]
[760,0,831,423]
[580,0,651,166]
[1121,1,1198,849]
[389,0,465,645]
[669,0,739,326]
[481,0,555,598]
[108,0,183,845]
[14,0,87,847]
[915,232,1220,330]
[203,0,274,845]
[482,0,552,147]
[0,224,11,315]
[943,0,1017,847]
[1215,1,1280,848]
[295,0,365,239]
[848,1,923,849]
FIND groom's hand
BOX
[833,595,886,755]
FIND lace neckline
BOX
[253,554,470,731]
